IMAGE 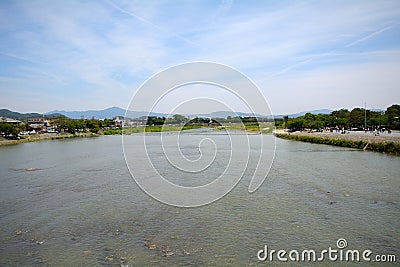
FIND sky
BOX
[0,0,399,115]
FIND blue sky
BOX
[0,0,399,114]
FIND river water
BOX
[0,130,399,266]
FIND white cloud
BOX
[1,0,399,113]
[260,61,400,114]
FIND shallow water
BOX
[0,131,399,266]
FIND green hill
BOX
[0,109,66,120]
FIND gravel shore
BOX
[274,129,400,144]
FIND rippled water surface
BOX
[0,131,399,266]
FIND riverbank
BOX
[0,132,100,146]
[0,123,272,146]
[274,129,400,155]
[106,122,274,135]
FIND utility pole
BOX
[364,102,367,131]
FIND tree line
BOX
[2,104,399,138]
[285,104,400,131]
[146,114,274,126]
[54,118,115,134]
[0,118,116,138]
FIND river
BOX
[0,130,399,266]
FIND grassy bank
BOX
[109,123,275,135]
[1,123,274,146]
[0,133,100,146]
[275,133,400,155]
[104,125,205,135]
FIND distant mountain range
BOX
[45,107,335,119]
[44,107,262,119]
[45,107,155,120]
[0,109,65,120]
[283,109,333,118]
[1,107,384,120]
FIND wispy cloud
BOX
[271,58,314,77]
[345,24,396,47]
[106,0,199,48]
[0,51,47,65]
[0,0,399,113]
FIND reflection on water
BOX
[0,132,399,266]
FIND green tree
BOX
[65,121,76,134]
[287,117,305,131]
[86,119,100,133]
[0,123,20,136]
[172,114,188,124]
[368,111,384,128]
[386,104,400,129]
[283,115,288,128]
[146,116,166,126]
[350,108,366,128]
[331,109,349,119]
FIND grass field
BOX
[109,122,276,135]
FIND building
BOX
[27,117,44,123]
[0,117,22,125]
[114,116,124,127]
